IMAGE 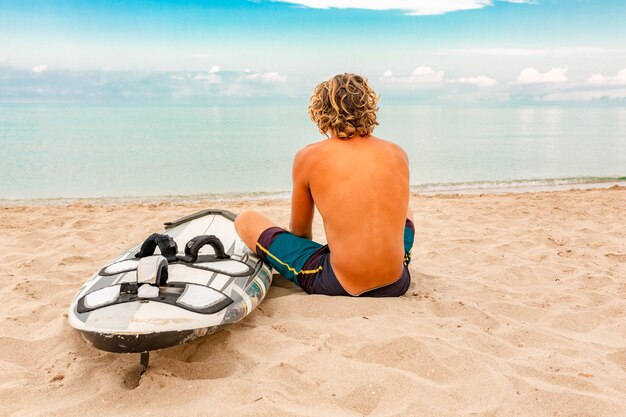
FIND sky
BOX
[1,0,626,103]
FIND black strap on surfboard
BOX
[178,235,230,263]
[135,233,179,262]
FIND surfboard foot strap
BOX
[135,234,179,262]
[178,235,230,263]
[140,351,149,373]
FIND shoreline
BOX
[414,180,626,195]
[2,178,624,207]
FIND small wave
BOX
[411,176,626,194]
[0,190,294,207]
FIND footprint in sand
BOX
[355,336,455,383]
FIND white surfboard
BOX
[68,209,272,365]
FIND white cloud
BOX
[262,71,287,82]
[587,74,607,84]
[457,75,497,87]
[209,65,221,73]
[410,66,444,83]
[32,64,48,73]
[403,0,490,16]
[6,65,626,103]
[379,67,444,83]
[244,71,287,83]
[0,55,8,66]
[193,72,221,83]
[272,0,533,16]
[192,53,213,59]
[516,67,568,84]
[587,68,626,85]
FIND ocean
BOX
[1,102,625,201]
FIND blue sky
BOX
[1,0,626,103]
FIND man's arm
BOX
[289,148,314,240]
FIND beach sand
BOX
[1,187,625,417]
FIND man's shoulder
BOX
[368,136,408,159]
[294,140,326,163]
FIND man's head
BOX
[308,73,379,139]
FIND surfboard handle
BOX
[179,235,230,263]
[140,351,149,373]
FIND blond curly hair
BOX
[308,73,379,139]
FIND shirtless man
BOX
[235,73,414,296]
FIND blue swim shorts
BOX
[255,219,415,297]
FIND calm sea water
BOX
[1,103,625,200]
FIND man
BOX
[235,73,414,296]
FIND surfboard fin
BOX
[140,351,149,373]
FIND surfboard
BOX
[68,209,272,368]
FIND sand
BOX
[1,187,625,417]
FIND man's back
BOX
[295,134,410,295]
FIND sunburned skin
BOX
[290,133,410,295]
[235,132,411,296]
